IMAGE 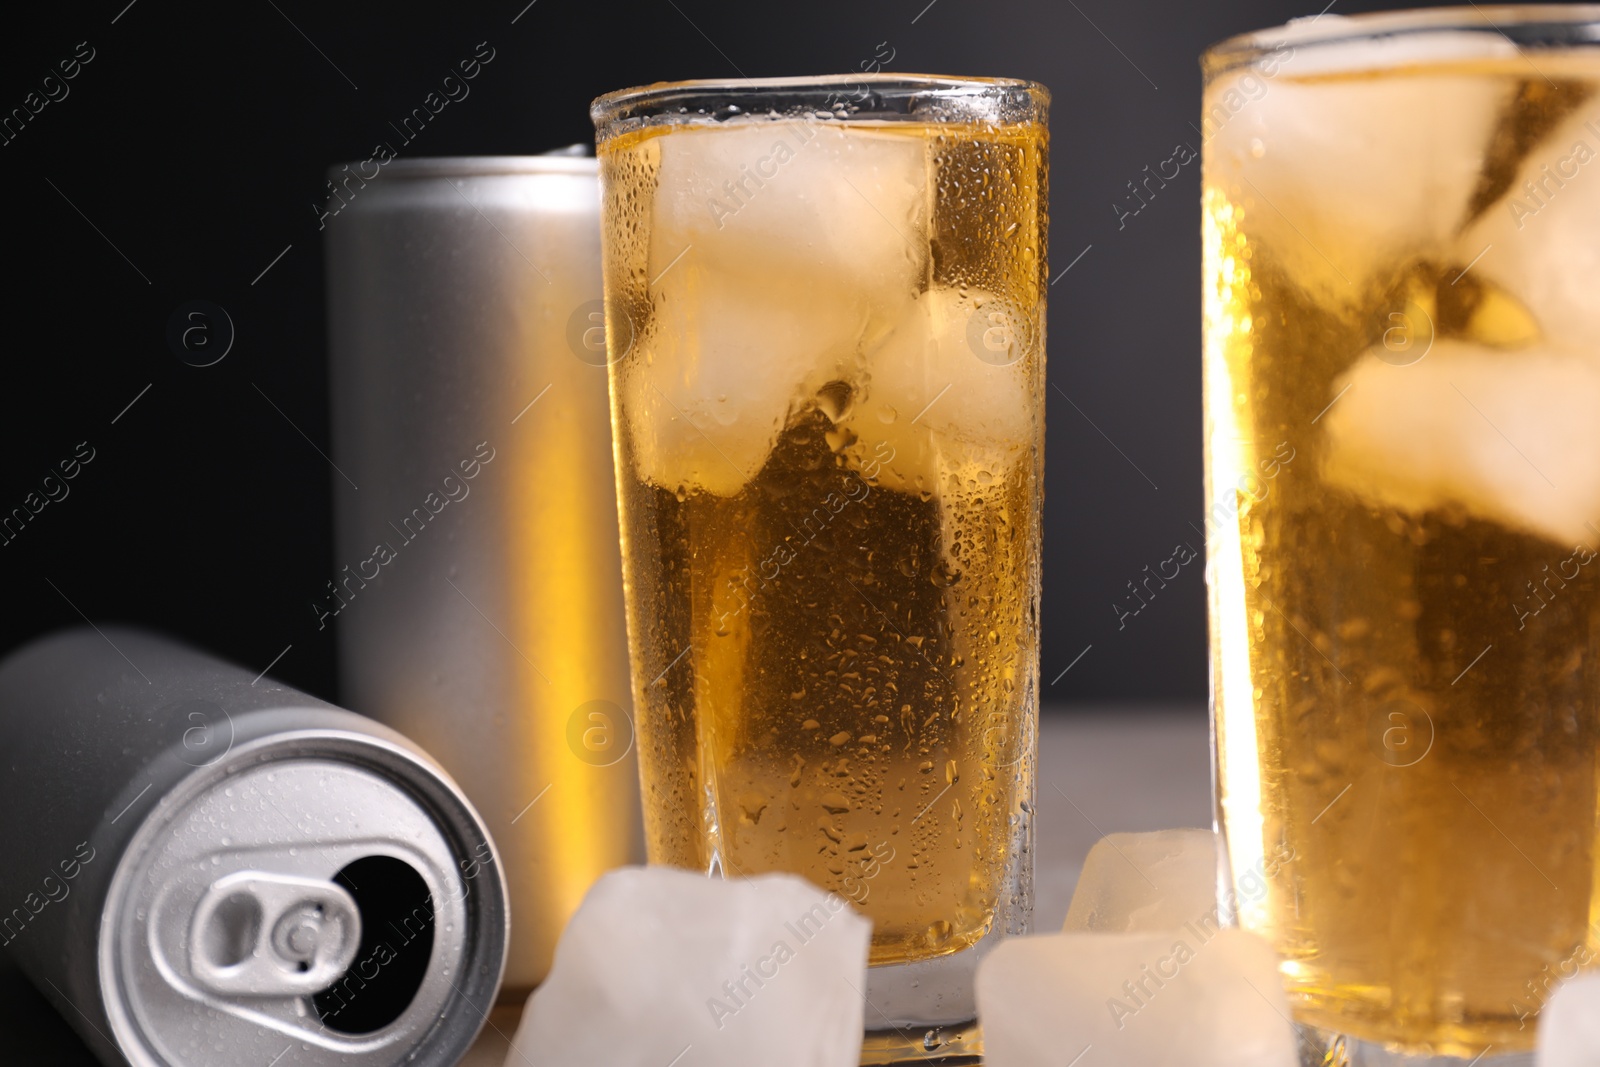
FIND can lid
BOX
[99,729,507,1067]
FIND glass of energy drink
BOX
[591,75,1047,1047]
[1204,8,1600,1061]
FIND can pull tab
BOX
[188,871,361,996]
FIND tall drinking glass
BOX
[1204,8,1600,1062]
[591,75,1048,1052]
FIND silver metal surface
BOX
[0,627,508,1067]
[104,741,484,1067]
[187,871,361,996]
[326,154,643,996]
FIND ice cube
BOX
[651,121,929,310]
[504,866,870,1067]
[976,929,1296,1067]
[847,286,1038,494]
[622,121,931,496]
[1064,829,1219,934]
[1206,34,1513,302]
[1460,101,1600,348]
[619,260,867,496]
[1322,340,1600,546]
[1538,973,1600,1067]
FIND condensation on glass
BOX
[1203,7,1600,1059]
[592,74,1049,1035]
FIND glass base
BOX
[864,937,985,1028]
[860,1019,982,1065]
[856,919,1007,1063]
[1296,1023,1533,1067]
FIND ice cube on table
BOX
[1321,340,1600,546]
[504,866,870,1067]
[1461,101,1600,350]
[621,121,931,496]
[848,286,1037,494]
[1206,34,1512,302]
[977,929,1296,1067]
[1063,829,1218,934]
[1538,973,1600,1067]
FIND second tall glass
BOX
[591,75,1048,1040]
[1204,8,1600,1061]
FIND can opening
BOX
[311,856,435,1034]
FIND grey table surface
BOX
[0,706,1211,1066]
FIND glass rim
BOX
[1204,4,1600,77]
[589,73,1048,143]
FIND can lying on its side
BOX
[0,627,508,1067]
[325,153,642,997]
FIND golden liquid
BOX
[599,117,1047,964]
[1205,58,1600,1053]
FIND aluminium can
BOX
[0,626,508,1067]
[324,153,643,997]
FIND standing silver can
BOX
[324,154,642,997]
[0,627,507,1067]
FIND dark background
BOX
[0,0,1513,712]
[0,0,1545,1061]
